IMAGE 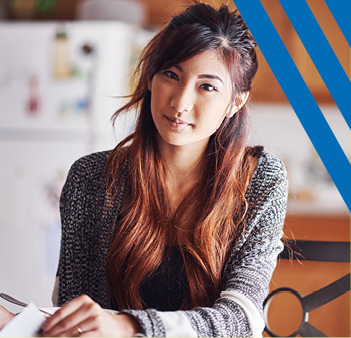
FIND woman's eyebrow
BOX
[174,65,224,84]
[198,74,224,84]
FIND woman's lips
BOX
[165,115,192,129]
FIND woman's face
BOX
[148,50,235,152]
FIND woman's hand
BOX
[0,305,16,330]
[40,295,142,337]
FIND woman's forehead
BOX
[168,50,231,79]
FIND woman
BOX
[0,2,288,337]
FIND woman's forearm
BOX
[0,305,16,331]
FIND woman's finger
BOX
[68,314,104,335]
[41,295,99,336]
[41,295,88,332]
[41,312,85,337]
[79,330,101,337]
[54,325,82,337]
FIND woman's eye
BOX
[163,71,179,80]
[201,83,217,91]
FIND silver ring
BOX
[77,326,83,334]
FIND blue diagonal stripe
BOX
[279,0,351,130]
[233,0,351,211]
[324,0,351,47]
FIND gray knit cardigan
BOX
[55,147,288,337]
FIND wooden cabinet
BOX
[252,0,350,104]
[264,214,350,337]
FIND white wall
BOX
[249,103,349,215]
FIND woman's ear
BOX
[148,78,152,92]
[227,91,250,118]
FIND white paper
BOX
[0,303,46,337]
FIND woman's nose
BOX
[170,85,194,113]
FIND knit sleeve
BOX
[122,151,288,337]
[56,155,96,305]
[56,151,114,308]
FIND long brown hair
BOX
[104,2,259,310]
